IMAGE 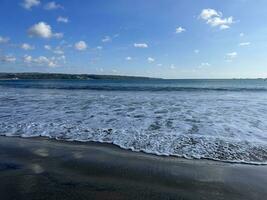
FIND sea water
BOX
[1,79,267,164]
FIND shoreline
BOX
[0,136,267,200]
[3,135,266,166]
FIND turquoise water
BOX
[1,79,267,164]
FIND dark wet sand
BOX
[0,136,266,200]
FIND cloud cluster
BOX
[176,26,186,33]
[21,0,63,11]
[44,44,65,55]
[28,22,63,39]
[53,48,64,55]
[23,55,56,67]
[44,45,51,50]
[21,0,40,10]
[1,55,16,63]
[134,43,148,48]
[14,2,245,72]
[28,22,52,38]
[75,41,87,51]
[53,33,64,38]
[23,55,65,67]
[21,43,35,50]
[44,1,63,10]
[57,16,69,23]
[199,8,234,30]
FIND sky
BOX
[0,0,267,78]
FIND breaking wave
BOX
[1,79,267,164]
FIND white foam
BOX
[1,88,267,164]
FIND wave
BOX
[1,84,267,92]
[1,125,267,165]
[1,80,267,165]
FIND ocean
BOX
[1,79,267,164]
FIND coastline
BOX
[0,136,266,200]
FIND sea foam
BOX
[1,81,267,164]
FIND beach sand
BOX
[0,136,266,200]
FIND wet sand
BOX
[0,136,266,200]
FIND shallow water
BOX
[1,79,267,164]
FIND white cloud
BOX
[44,45,65,55]
[1,55,16,63]
[44,1,63,10]
[36,56,57,67]
[176,26,186,33]
[23,55,59,67]
[28,22,52,38]
[53,49,64,55]
[57,16,69,23]
[23,55,33,63]
[53,32,64,39]
[35,56,49,63]
[134,43,148,48]
[239,42,250,46]
[75,41,87,51]
[44,45,51,50]
[240,33,245,37]
[101,34,120,43]
[220,24,230,30]
[226,52,237,61]
[199,8,220,20]
[208,17,233,29]
[102,36,111,43]
[21,43,34,50]
[199,8,234,30]
[147,57,155,63]
[96,46,103,50]
[21,0,40,10]
[0,36,9,44]
[28,22,63,39]
[125,56,132,61]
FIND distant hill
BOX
[0,73,160,80]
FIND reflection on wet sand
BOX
[0,136,267,200]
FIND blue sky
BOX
[0,0,267,78]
